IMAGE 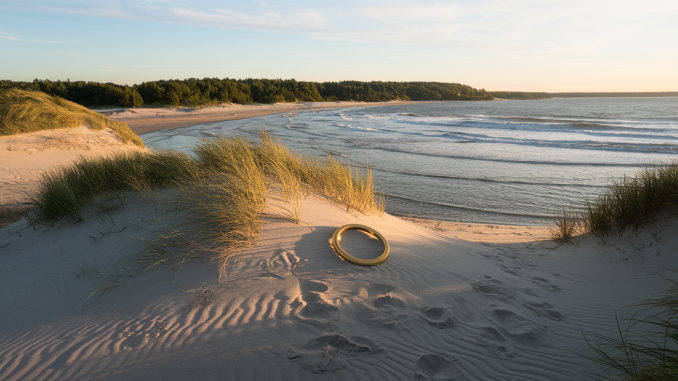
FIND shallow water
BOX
[143,97,678,225]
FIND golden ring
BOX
[331,224,389,266]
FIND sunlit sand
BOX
[1,112,676,380]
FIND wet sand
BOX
[101,101,412,136]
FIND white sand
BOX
[0,127,143,227]
[1,180,676,380]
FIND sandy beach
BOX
[101,101,412,136]
[403,217,550,243]
[1,108,675,381]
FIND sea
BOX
[143,97,678,226]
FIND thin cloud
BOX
[308,0,678,55]
[2,0,677,55]
[168,8,329,33]
[0,34,73,43]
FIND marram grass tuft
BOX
[30,134,385,274]
[550,163,678,242]
[0,88,144,147]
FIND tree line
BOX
[1,78,510,107]
[0,79,143,108]
[489,91,552,100]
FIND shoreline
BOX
[1,100,556,239]
[101,101,416,136]
[101,100,554,242]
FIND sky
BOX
[1,0,677,92]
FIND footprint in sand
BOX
[374,294,405,308]
[119,319,168,349]
[489,308,546,347]
[364,283,406,309]
[500,264,522,276]
[531,277,562,292]
[367,283,397,296]
[469,307,546,358]
[263,249,307,271]
[298,280,339,319]
[420,307,457,329]
[476,327,518,357]
[288,334,383,374]
[472,276,514,300]
[523,301,564,321]
[414,354,467,381]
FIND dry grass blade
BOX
[31,133,385,276]
[549,208,583,243]
[551,163,678,240]
[30,150,197,222]
[583,278,678,380]
[0,88,144,147]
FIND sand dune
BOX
[0,126,143,227]
[1,187,676,380]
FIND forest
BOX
[1,78,500,107]
[489,91,552,100]
[0,79,143,108]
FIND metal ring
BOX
[331,224,390,266]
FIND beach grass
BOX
[549,208,582,243]
[0,88,144,147]
[553,164,678,378]
[30,134,384,272]
[30,151,197,222]
[550,163,678,241]
[583,278,678,380]
[195,132,385,216]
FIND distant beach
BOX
[102,101,415,136]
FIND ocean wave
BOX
[365,114,393,120]
[336,123,378,131]
[285,124,307,129]
[346,140,669,166]
[347,133,678,154]
[339,113,353,121]
[371,113,677,134]
[371,167,606,187]
[501,115,676,125]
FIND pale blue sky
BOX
[1,0,677,91]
